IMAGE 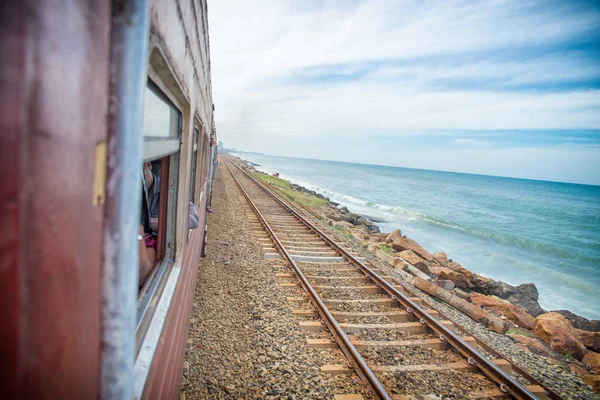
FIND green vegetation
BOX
[252,171,329,209]
[379,243,395,255]
[507,327,533,337]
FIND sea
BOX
[231,152,600,320]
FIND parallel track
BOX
[224,158,544,399]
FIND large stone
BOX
[436,279,455,291]
[386,233,434,262]
[370,233,388,243]
[554,310,600,332]
[472,278,545,317]
[583,351,600,373]
[517,283,539,301]
[568,363,589,377]
[432,252,449,266]
[577,329,600,352]
[397,250,430,275]
[385,229,403,244]
[584,374,600,393]
[534,312,588,360]
[334,221,354,231]
[470,293,535,329]
[511,334,552,356]
[431,266,473,290]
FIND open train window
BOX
[136,80,181,348]
[190,127,199,204]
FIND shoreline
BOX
[231,154,600,390]
[240,156,597,321]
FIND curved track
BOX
[225,158,545,399]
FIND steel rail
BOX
[230,159,540,400]
[224,161,391,400]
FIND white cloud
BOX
[208,0,600,182]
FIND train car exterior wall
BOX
[0,1,215,399]
[134,0,215,398]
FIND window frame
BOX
[135,79,183,352]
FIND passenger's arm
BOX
[138,225,155,287]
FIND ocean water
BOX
[231,152,600,319]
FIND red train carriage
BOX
[0,0,216,398]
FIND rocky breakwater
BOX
[362,227,600,392]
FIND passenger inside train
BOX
[138,159,201,287]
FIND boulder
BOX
[472,278,544,317]
[386,235,434,262]
[577,329,600,352]
[370,233,388,243]
[470,293,535,329]
[517,283,539,301]
[554,310,600,332]
[584,375,600,393]
[397,250,431,275]
[431,266,473,290]
[433,252,449,266]
[511,334,552,356]
[568,363,589,377]
[534,312,588,360]
[385,229,403,243]
[334,221,354,229]
[446,261,462,271]
[350,229,370,241]
[583,351,600,373]
[436,279,455,291]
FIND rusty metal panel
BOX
[0,0,111,398]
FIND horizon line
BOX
[228,150,600,187]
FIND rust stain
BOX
[92,140,107,206]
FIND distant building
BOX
[218,141,224,152]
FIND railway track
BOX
[224,158,546,399]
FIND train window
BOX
[198,132,208,198]
[136,80,182,345]
[190,127,199,204]
[143,81,180,138]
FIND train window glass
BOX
[200,133,208,197]
[136,80,182,345]
[143,81,180,138]
[190,127,199,204]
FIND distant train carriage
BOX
[0,0,216,399]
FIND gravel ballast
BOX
[181,164,364,399]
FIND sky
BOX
[207,0,600,185]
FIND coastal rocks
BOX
[385,229,403,243]
[289,183,329,202]
[534,312,588,360]
[431,266,472,289]
[584,375,600,393]
[432,252,449,266]
[411,277,509,334]
[583,351,600,373]
[471,278,544,317]
[369,233,387,243]
[511,334,552,356]
[385,233,434,262]
[337,207,380,234]
[577,329,600,352]
[334,221,354,231]
[436,279,455,291]
[397,250,430,275]
[470,293,535,329]
[554,310,600,332]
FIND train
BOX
[0,0,216,398]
